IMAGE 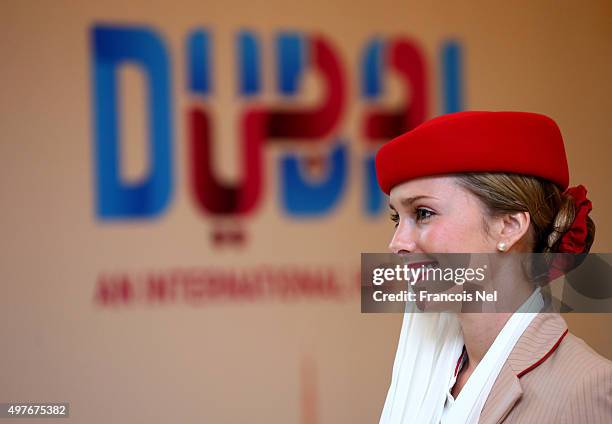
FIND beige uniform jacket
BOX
[479,312,612,423]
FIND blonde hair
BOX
[455,173,595,253]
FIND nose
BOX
[388,223,417,254]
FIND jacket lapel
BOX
[478,312,568,424]
[505,313,568,378]
[478,362,522,424]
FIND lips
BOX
[397,252,439,267]
[410,261,456,293]
[404,260,438,270]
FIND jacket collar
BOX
[478,312,568,424]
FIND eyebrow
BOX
[389,195,439,211]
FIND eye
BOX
[415,208,435,222]
[390,212,400,228]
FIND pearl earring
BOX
[497,241,507,252]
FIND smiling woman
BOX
[374,111,612,424]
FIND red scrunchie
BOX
[558,185,592,254]
[545,185,592,283]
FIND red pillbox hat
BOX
[375,111,569,194]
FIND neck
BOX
[457,312,512,367]
[459,253,538,366]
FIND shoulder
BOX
[556,332,612,372]
[554,334,612,423]
[501,314,612,422]
[518,322,612,385]
[511,312,610,379]
[518,330,612,423]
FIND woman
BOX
[375,111,612,423]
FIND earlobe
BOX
[497,211,531,251]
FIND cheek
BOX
[419,214,489,252]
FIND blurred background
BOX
[1,0,610,422]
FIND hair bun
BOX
[550,185,594,253]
